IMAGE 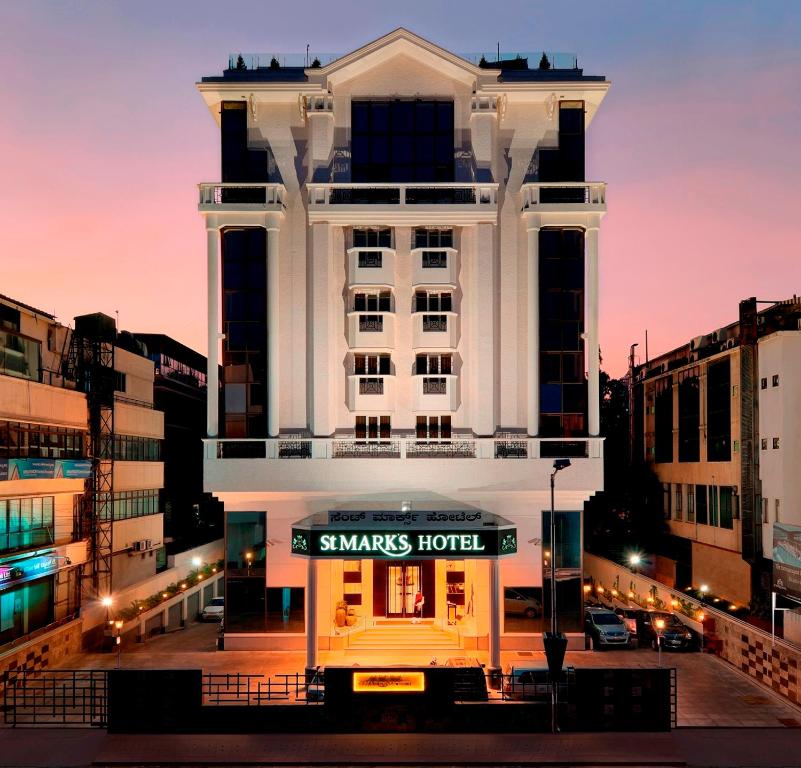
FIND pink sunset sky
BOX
[1,0,799,376]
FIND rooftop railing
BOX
[198,183,286,209]
[308,183,498,208]
[206,436,603,461]
[520,182,606,210]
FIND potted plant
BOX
[335,599,348,627]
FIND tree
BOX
[538,52,551,70]
[235,54,246,71]
[269,56,280,70]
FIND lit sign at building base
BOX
[353,671,426,693]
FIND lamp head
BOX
[101,596,113,608]
[553,459,572,472]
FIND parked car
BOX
[502,666,551,701]
[584,607,630,649]
[504,588,541,618]
[306,668,324,702]
[635,610,695,651]
[614,607,639,641]
[201,596,224,622]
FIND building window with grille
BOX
[357,251,383,268]
[687,486,695,523]
[354,354,390,375]
[416,415,451,441]
[415,228,453,249]
[421,251,448,268]
[422,315,448,332]
[353,291,391,312]
[414,290,452,312]
[415,354,452,375]
[353,227,392,248]
[358,315,384,332]
[355,415,391,441]
[674,484,683,521]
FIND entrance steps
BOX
[345,622,462,653]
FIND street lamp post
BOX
[114,620,123,668]
[545,458,571,734]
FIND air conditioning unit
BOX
[131,540,150,552]
[145,539,153,550]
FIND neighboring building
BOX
[199,29,610,669]
[0,297,166,652]
[0,295,88,648]
[632,296,801,609]
[133,334,222,551]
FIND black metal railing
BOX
[495,440,528,459]
[405,186,476,204]
[422,377,447,395]
[357,251,383,268]
[277,440,312,459]
[358,315,384,332]
[406,440,475,459]
[359,377,384,395]
[330,187,400,205]
[332,440,400,458]
[422,315,448,332]
[218,441,266,459]
[538,186,588,204]
[219,186,268,205]
[2,669,107,727]
[202,671,323,705]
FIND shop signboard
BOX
[0,458,91,481]
[291,527,517,559]
[0,552,59,587]
[773,523,801,601]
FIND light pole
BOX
[546,458,571,734]
[654,617,665,667]
[114,620,123,668]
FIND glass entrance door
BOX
[386,562,422,618]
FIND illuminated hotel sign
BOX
[291,528,517,559]
[353,671,426,693]
[0,553,60,586]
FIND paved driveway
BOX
[58,621,801,727]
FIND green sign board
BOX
[291,528,517,559]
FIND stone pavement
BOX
[4,728,801,767]
[56,622,801,728]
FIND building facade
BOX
[632,296,801,610]
[0,297,166,652]
[199,29,609,668]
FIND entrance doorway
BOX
[372,560,435,619]
[387,562,421,617]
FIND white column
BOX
[586,227,600,436]
[206,225,219,438]
[267,227,280,437]
[472,223,496,436]
[489,558,501,671]
[527,226,540,436]
[310,223,333,436]
[306,558,318,670]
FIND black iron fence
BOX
[203,671,323,705]
[2,670,107,727]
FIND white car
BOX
[201,596,224,622]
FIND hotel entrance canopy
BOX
[291,506,517,559]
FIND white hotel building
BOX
[199,29,608,669]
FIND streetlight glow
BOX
[101,596,113,608]
[192,556,202,568]
[628,554,641,567]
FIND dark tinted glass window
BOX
[707,359,731,462]
[352,100,454,182]
[654,379,673,463]
[678,372,700,462]
[538,228,586,437]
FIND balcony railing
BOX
[308,183,498,208]
[520,182,606,211]
[358,315,384,333]
[422,377,447,395]
[207,436,603,461]
[358,377,384,395]
[198,183,286,209]
[422,315,448,333]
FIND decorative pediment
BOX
[310,28,494,88]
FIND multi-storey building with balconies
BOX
[199,29,609,669]
[632,297,801,611]
[0,298,166,658]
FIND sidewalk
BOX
[2,729,801,767]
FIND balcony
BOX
[204,436,604,494]
[412,312,459,349]
[346,375,395,412]
[347,248,395,287]
[520,182,606,213]
[347,312,395,349]
[412,375,460,412]
[307,183,498,225]
[411,248,459,287]
[198,183,287,213]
